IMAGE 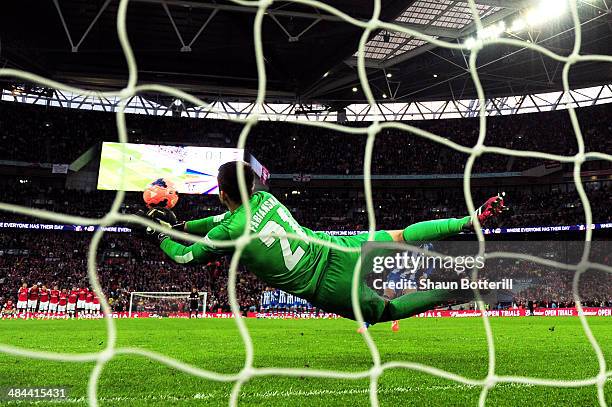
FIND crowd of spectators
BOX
[281,183,612,230]
[0,181,611,313]
[0,231,266,314]
[1,99,611,314]
[1,100,611,175]
[1,228,610,314]
[511,273,612,309]
[377,241,612,310]
[489,254,612,309]
[1,181,611,232]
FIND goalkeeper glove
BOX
[134,208,182,244]
[474,192,507,224]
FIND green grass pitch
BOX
[0,317,610,406]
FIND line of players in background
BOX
[260,288,315,312]
[1,283,101,318]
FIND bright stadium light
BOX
[478,21,506,40]
[323,71,330,78]
[508,0,568,32]
[464,37,478,49]
[386,73,392,78]
[173,99,182,106]
[382,93,388,99]
[352,87,358,93]
[465,20,507,48]
[509,18,527,32]
[467,0,569,46]
[525,0,567,26]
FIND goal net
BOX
[0,0,611,406]
[128,292,208,318]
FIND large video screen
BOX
[97,142,244,194]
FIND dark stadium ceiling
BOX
[1,0,612,108]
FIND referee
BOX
[189,287,199,318]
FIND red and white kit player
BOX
[2,299,15,315]
[57,289,68,315]
[85,289,94,314]
[77,287,87,314]
[17,283,28,312]
[49,286,60,314]
[92,292,101,315]
[67,287,78,317]
[38,285,50,313]
[28,284,39,312]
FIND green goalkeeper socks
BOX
[402,216,470,242]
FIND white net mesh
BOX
[0,0,611,406]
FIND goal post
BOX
[128,291,208,318]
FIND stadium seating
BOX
[1,101,611,174]
[0,230,265,314]
[0,100,611,314]
[1,228,609,312]
[1,182,610,231]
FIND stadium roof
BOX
[1,0,611,107]
[357,0,507,61]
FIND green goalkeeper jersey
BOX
[160,191,333,299]
[159,190,472,322]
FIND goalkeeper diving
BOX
[136,161,506,325]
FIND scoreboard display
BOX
[97,142,244,194]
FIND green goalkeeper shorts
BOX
[311,231,393,324]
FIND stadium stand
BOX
[2,1,612,405]
[1,229,609,314]
[0,181,610,230]
[0,183,610,313]
[0,100,610,314]
[1,101,611,174]
[0,230,265,314]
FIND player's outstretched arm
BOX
[134,207,225,236]
[133,208,232,264]
[160,230,230,264]
[183,212,231,236]
[159,222,233,264]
